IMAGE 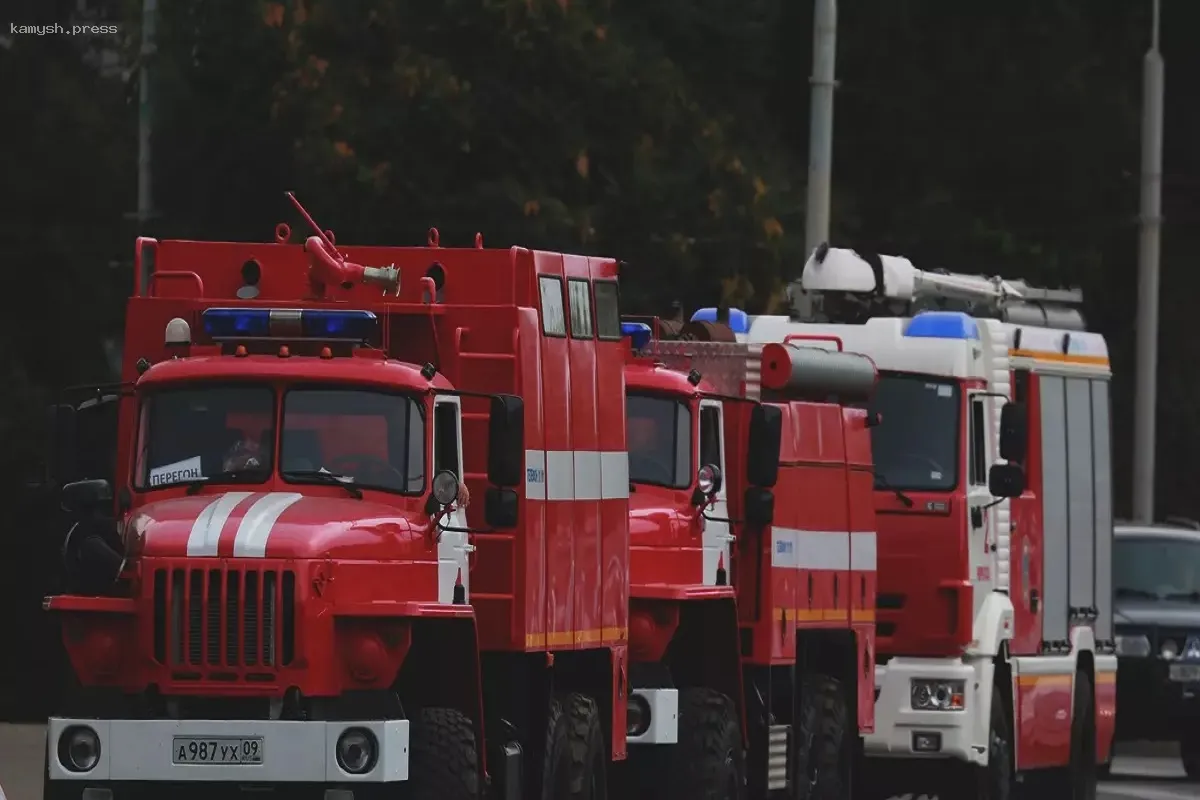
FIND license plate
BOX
[172,736,264,765]
[1169,664,1200,682]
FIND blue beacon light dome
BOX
[904,310,980,340]
[620,321,653,350]
[689,307,749,334]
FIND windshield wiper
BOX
[281,469,363,499]
[873,473,914,508]
[1115,587,1160,600]
[182,470,269,495]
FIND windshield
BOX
[866,374,960,491]
[281,388,425,495]
[627,393,692,489]
[136,385,275,490]
[1115,536,1200,601]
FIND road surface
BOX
[1,724,1196,799]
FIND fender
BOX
[966,590,1014,658]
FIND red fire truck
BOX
[39,204,632,799]
[690,244,1118,797]
[617,316,879,799]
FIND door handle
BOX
[1030,589,1040,613]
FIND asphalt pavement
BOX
[2,724,1197,799]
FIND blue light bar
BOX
[301,309,378,340]
[620,321,653,351]
[201,308,378,341]
[904,310,980,340]
[690,307,750,333]
[202,308,271,339]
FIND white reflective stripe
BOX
[600,451,630,500]
[524,449,547,501]
[524,450,629,501]
[233,492,303,558]
[851,531,877,572]
[546,451,575,501]
[186,492,253,557]
[769,528,850,570]
[573,451,602,500]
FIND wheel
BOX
[542,692,608,800]
[1069,671,1098,800]
[668,688,745,800]
[945,684,1012,800]
[1182,731,1200,779]
[409,707,481,800]
[793,674,851,800]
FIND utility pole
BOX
[133,0,157,228]
[1132,0,1164,523]
[804,0,837,258]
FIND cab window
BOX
[699,405,722,473]
[434,401,462,476]
[281,387,425,494]
[627,393,692,489]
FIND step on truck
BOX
[618,313,879,799]
[37,198,635,800]
[690,244,1118,797]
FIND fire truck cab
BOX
[620,317,879,799]
[692,245,1118,797]
[40,214,630,800]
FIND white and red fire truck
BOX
[691,244,1118,797]
[619,315,879,799]
[39,202,640,800]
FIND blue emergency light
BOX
[620,322,653,351]
[201,308,379,341]
[690,307,750,333]
[904,310,980,340]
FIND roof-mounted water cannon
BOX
[285,192,400,299]
[794,244,1088,331]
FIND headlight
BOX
[910,679,965,711]
[1162,639,1180,660]
[57,726,101,773]
[1115,634,1151,657]
[335,728,378,775]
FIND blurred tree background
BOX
[2,0,1198,717]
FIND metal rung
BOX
[766,724,791,791]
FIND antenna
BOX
[795,245,1087,330]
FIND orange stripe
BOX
[1008,349,1109,366]
[1016,674,1072,688]
[772,608,869,623]
[524,627,628,649]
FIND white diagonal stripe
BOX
[233,492,302,558]
[187,492,252,557]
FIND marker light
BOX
[904,310,980,341]
[690,307,750,333]
[202,308,378,342]
[621,322,653,351]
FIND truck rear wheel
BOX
[409,707,480,800]
[669,687,745,800]
[542,692,608,800]
[794,674,849,800]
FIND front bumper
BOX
[46,717,409,784]
[863,658,983,766]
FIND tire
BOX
[409,707,481,800]
[947,684,1012,800]
[1182,731,1200,779]
[1069,671,1098,800]
[668,688,745,800]
[793,674,850,800]
[542,692,608,800]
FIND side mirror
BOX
[484,487,519,529]
[744,487,775,527]
[488,394,525,488]
[988,463,1026,499]
[61,478,113,515]
[48,403,78,487]
[998,402,1027,463]
[747,404,782,488]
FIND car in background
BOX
[1113,519,1200,776]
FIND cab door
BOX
[434,396,472,604]
[967,392,997,617]
[698,399,733,585]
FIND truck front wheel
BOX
[542,692,608,800]
[409,707,480,800]
[794,674,850,800]
[669,687,745,800]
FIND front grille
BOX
[153,566,296,670]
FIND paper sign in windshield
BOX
[149,456,204,487]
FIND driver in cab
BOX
[628,413,675,487]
